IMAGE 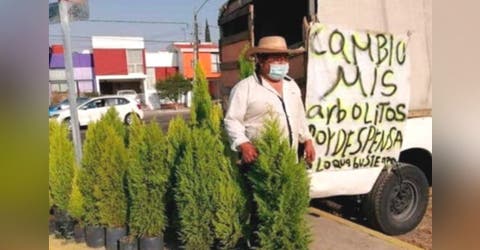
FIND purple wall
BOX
[49,53,93,68]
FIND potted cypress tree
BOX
[79,108,128,248]
[126,116,170,250]
[68,167,86,243]
[80,121,107,248]
[49,120,75,239]
[164,116,190,248]
[173,64,247,249]
[96,125,128,250]
[248,118,312,249]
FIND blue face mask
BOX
[268,63,289,81]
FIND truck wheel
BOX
[363,163,429,235]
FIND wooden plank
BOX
[220,31,250,46]
[408,109,432,118]
[220,40,249,63]
[220,61,239,71]
[218,5,250,26]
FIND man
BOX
[224,35,315,164]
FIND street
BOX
[78,108,190,142]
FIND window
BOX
[211,53,220,73]
[117,98,129,105]
[105,98,118,107]
[50,81,69,92]
[126,49,144,74]
[84,99,105,109]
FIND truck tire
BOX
[363,163,429,235]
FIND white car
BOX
[116,89,141,104]
[50,95,144,127]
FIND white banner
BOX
[306,23,410,197]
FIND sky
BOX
[49,0,227,52]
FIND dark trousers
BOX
[238,161,259,249]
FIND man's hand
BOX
[304,140,316,164]
[239,142,258,164]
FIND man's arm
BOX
[296,90,316,163]
[224,82,251,152]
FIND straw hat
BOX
[245,36,305,59]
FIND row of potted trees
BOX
[49,63,311,249]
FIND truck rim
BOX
[389,180,418,221]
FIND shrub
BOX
[49,120,75,211]
[95,125,128,228]
[68,167,85,225]
[174,115,247,248]
[174,127,214,250]
[79,121,107,225]
[190,64,212,126]
[100,107,126,143]
[239,44,255,79]
[248,118,311,250]
[164,117,190,243]
[171,62,248,249]
[127,116,169,237]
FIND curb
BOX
[308,207,423,250]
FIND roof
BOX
[172,42,218,49]
[169,42,219,53]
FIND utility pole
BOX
[192,0,210,82]
[59,0,83,165]
[193,12,199,80]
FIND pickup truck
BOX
[217,0,431,236]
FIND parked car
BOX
[116,89,141,104]
[48,97,90,116]
[49,95,144,128]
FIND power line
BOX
[195,0,211,15]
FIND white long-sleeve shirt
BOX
[224,72,312,152]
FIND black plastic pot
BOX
[139,235,163,250]
[73,224,85,243]
[85,225,105,248]
[49,215,56,235]
[53,209,75,239]
[119,236,138,250]
[106,227,127,250]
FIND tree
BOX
[164,116,190,244]
[190,64,212,126]
[49,120,75,212]
[100,106,126,143]
[205,19,211,42]
[79,121,107,226]
[239,44,255,79]
[127,116,170,237]
[79,107,127,227]
[173,63,247,248]
[156,73,192,108]
[248,118,311,249]
[68,167,85,225]
[96,125,128,228]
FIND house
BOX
[168,42,221,99]
[91,36,149,106]
[49,37,222,109]
[48,45,95,103]
[145,51,179,109]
